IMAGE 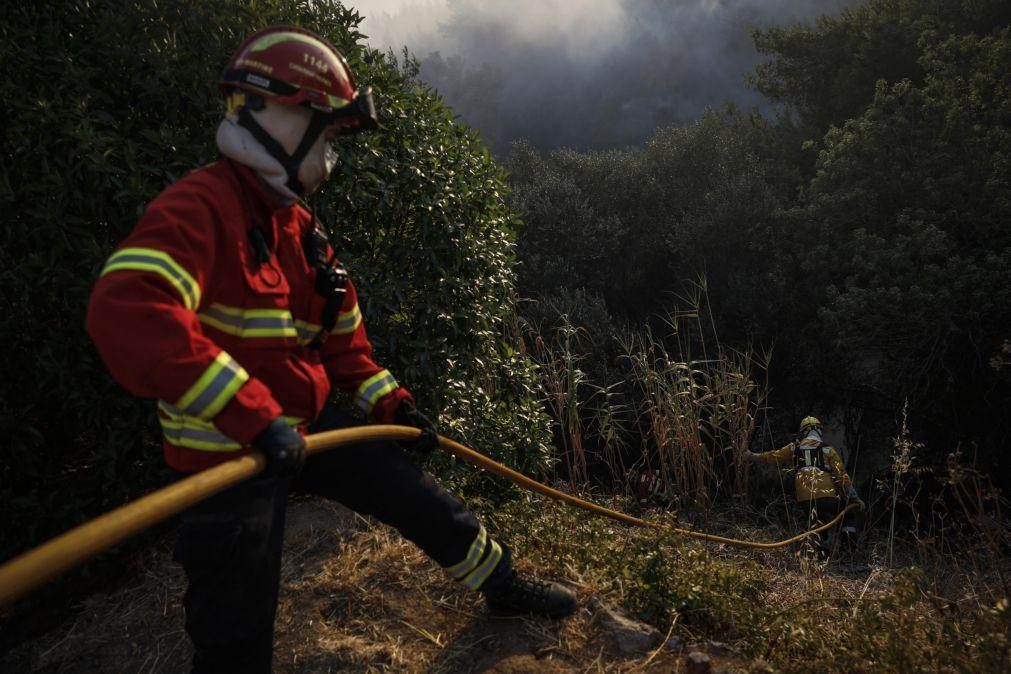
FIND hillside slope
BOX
[2,500,746,673]
[3,495,1006,673]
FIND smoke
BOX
[353,0,857,152]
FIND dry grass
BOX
[2,491,1007,673]
[524,289,768,509]
[2,499,711,673]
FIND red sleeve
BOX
[85,184,280,444]
[320,278,412,422]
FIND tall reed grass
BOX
[525,289,768,510]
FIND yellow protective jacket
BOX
[754,437,852,502]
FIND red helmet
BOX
[219,25,376,195]
[220,25,376,132]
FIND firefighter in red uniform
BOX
[86,25,575,673]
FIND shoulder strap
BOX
[818,444,834,472]
[304,207,349,349]
[794,441,830,471]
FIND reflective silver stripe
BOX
[289,304,362,344]
[160,400,191,418]
[354,370,399,413]
[332,303,362,335]
[461,540,503,590]
[446,527,487,579]
[294,319,321,344]
[162,422,242,451]
[160,401,304,428]
[175,352,248,420]
[198,303,298,339]
[101,247,201,310]
[159,401,304,452]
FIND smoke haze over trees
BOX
[502,0,1011,486]
[355,0,856,152]
[352,0,1011,486]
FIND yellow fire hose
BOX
[0,425,857,608]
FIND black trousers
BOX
[173,404,510,673]
[799,497,860,552]
[801,497,840,529]
[796,497,841,556]
[801,497,862,529]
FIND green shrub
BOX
[0,0,550,564]
[489,496,768,638]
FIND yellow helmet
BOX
[799,416,822,433]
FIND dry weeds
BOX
[3,499,718,673]
[3,491,1003,673]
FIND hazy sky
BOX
[351,0,857,152]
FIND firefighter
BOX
[86,25,575,673]
[747,416,865,555]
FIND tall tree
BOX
[752,0,1011,137]
[792,26,1011,470]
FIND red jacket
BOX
[86,160,412,473]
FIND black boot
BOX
[481,571,577,618]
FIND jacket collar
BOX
[227,159,294,215]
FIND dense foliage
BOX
[0,0,550,562]
[489,489,1009,673]
[508,0,1011,488]
[751,0,1011,142]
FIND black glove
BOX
[394,400,440,456]
[251,418,306,478]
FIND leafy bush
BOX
[790,26,1011,475]
[507,108,799,331]
[0,0,550,563]
[751,0,1011,139]
[488,496,768,638]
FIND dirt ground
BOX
[1,499,748,673]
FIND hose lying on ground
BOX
[0,425,857,608]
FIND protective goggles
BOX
[328,85,378,134]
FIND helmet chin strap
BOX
[237,106,332,196]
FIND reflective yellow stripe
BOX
[251,31,330,53]
[354,370,399,414]
[198,303,358,343]
[101,247,201,310]
[159,402,303,452]
[198,303,298,339]
[160,417,243,451]
[174,352,249,420]
[159,401,302,429]
[446,527,487,579]
[332,303,362,335]
[294,318,322,345]
[461,540,503,590]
